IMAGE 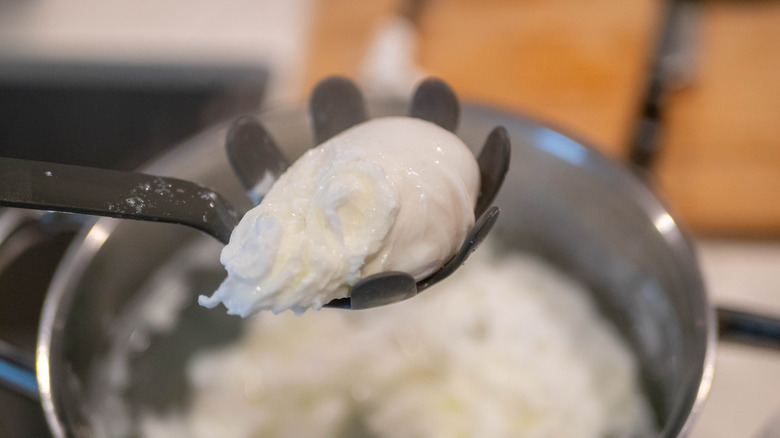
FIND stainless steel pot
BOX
[17,101,719,436]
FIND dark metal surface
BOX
[0,386,50,438]
[0,157,239,244]
[0,63,266,172]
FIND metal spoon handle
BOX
[0,157,238,244]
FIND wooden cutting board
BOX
[303,0,780,237]
[655,1,780,237]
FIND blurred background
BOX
[0,0,778,436]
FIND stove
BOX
[0,62,266,435]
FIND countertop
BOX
[694,240,780,437]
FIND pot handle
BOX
[0,209,83,401]
[628,1,780,352]
[717,307,780,351]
